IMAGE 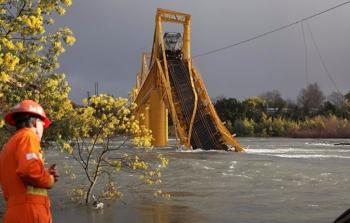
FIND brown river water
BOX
[1,137,350,223]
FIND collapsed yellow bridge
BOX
[131,8,244,152]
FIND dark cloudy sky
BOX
[55,0,350,103]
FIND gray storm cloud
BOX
[55,0,350,103]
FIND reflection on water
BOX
[1,138,350,223]
[137,202,203,223]
[53,202,202,223]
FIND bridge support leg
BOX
[183,17,191,60]
[149,89,168,146]
[139,104,150,130]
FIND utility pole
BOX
[94,82,99,95]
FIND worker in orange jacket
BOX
[0,100,59,223]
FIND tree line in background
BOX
[214,83,350,137]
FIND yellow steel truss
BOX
[132,8,244,152]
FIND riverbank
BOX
[227,116,350,138]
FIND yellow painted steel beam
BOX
[156,59,188,146]
[132,8,244,151]
[154,8,192,147]
[186,59,198,146]
[149,88,167,146]
[133,65,157,112]
[133,8,192,148]
[191,66,245,152]
[156,8,191,17]
[139,53,150,87]
[183,17,191,61]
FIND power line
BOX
[305,21,341,94]
[193,1,350,58]
[300,22,309,86]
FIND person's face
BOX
[34,118,44,140]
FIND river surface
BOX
[2,137,350,223]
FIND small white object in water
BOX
[93,201,104,210]
[92,195,104,210]
[177,145,186,151]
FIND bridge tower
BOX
[131,9,244,151]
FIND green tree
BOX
[321,101,337,116]
[283,99,304,121]
[233,118,255,136]
[0,0,75,144]
[242,97,266,122]
[214,97,243,123]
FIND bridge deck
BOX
[167,58,228,151]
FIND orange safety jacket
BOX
[0,128,55,223]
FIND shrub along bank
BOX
[214,90,350,138]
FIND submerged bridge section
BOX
[131,8,244,151]
[168,58,228,150]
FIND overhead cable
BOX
[193,1,350,58]
[300,22,309,86]
[305,21,341,94]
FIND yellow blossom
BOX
[158,155,169,167]
[20,15,44,33]
[0,72,10,82]
[61,0,73,7]
[82,98,88,106]
[53,41,65,53]
[3,53,20,71]
[47,18,55,24]
[15,42,24,51]
[2,38,15,50]
[56,7,66,15]
[63,143,73,154]
[44,3,56,11]
[35,7,42,15]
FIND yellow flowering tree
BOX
[62,95,169,205]
[0,0,75,143]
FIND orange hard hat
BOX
[4,100,52,128]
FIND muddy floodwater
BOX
[1,137,350,223]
